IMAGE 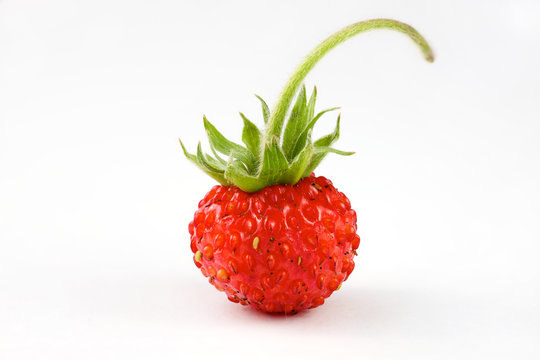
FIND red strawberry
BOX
[189,175,359,313]
[180,19,433,313]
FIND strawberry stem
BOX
[265,18,434,143]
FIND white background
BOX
[1,0,539,359]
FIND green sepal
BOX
[203,116,255,170]
[306,86,317,124]
[259,136,290,183]
[209,142,227,165]
[281,85,308,160]
[196,142,225,173]
[314,146,355,156]
[303,114,351,176]
[278,128,314,185]
[240,112,262,158]
[255,95,271,124]
[290,106,340,160]
[179,139,228,185]
[313,113,341,148]
[179,138,197,163]
[224,153,267,192]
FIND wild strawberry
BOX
[189,175,357,312]
[179,19,433,313]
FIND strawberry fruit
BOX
[180,19,433,313]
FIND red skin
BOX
[189,175,360,314]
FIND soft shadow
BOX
[66,273,417,334]
[215,284,418,335]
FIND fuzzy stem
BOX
[264,19,434,143]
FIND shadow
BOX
[65,272,419,335]
[229,285,412,329]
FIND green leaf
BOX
[196,142,225,173]
[313,113,341,147]
[259,136,289,183]
[255,95,270,124]
[209,142,227,165]
[178,139,228,185]
[314,146,355,156]
[303,114,355,176]
[203,116,255,171]
[203,116,244,155]
[240,113,262,158]
[179,138,197,163]
[225,154,267,192]
[306,86,317,123]
[281,85,308,160]
[289,106,340,160]
[278,128,314,185]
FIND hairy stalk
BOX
[264,18,434,143]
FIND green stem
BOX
[264,18,434,143]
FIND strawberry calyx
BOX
[179,18,434,192]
